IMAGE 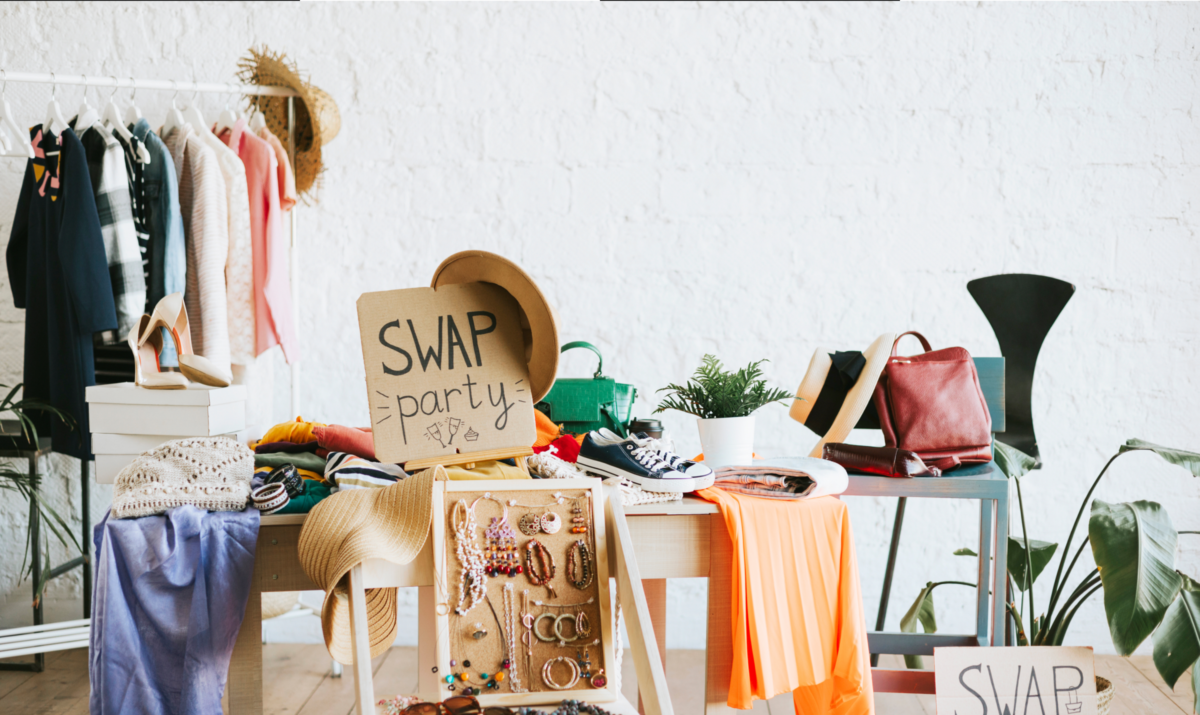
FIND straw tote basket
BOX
[1096,676,1114,715]
[238,46,341,200]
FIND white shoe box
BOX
[86,382,250,485]
[86,382,247,436]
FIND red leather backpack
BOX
[872,332,992,472]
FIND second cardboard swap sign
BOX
[358,282,536,464]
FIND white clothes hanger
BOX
[123,76,143,126]
[44,73,69,135]
[182,89,212,137]
[103,77,150,164]
[214,90,239,135]
[0,70,34,158]
[248,105,266,133]
[74,75,100,132]
[161,80,187,137]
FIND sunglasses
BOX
[401,695,514,715]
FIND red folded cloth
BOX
[313,424,376,461]
[533,434,580,463]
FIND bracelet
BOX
[265,463,305,498]
[252,483,289,514]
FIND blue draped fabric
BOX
[90,506,259,715]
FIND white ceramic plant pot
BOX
[697,415,756,469]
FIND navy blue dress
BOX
[6,126,118,460]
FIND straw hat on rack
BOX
[237,45,341,199]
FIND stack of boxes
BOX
[85,382,248,484]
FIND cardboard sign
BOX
[357,282,536,464]
[935,646,1096,715]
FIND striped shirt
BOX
[325,452,409,490]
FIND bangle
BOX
[265,463,305,498]
[252,482,289,514]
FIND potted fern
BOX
[654,355,792,468]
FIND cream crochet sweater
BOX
[112,437,253,519]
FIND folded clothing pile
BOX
[711,457,848,501]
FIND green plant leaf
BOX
[994,440,1039,480]
[654,354,792,419]
[900,582,938,669]
[1089,499,1183,655]
[954,547,978,557]
[1151,588,1200,690]
[1120,439,1200,477]
[1008,537,1058,592]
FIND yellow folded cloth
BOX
[443,460,531,480]
[252,416,326,448]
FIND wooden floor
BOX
[0,647,1192,714]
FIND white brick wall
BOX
[0,2,1197,654]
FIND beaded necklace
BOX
[451,499,488,616]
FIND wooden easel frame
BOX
[341,481,673,715]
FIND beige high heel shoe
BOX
[141,293,233,388]
[128,314,189,390]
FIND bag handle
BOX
[560,341,607,379]
[891,331,933,356]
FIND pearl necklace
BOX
[452,499,487,615]
[504,583,526,693]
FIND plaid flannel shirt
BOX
[78,122,147,341]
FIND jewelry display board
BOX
[431,479,616,707]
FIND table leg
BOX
[638,579,668,715]
[704,516,737,715]
[29,453,45,672]
[992,494,1009,646]
[82,458,92,618]
[417,586,439,700]
[872,496,907,667]
[976,496,993,647]
[227,566,263,714]
[348,564,374,715]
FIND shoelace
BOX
[633,436,688,470]
[629,445,674,472]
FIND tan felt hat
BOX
[238,46,341,199]
[298,465,444,663]
[431,250,560,403]
[791,333,897,458]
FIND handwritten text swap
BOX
[358,282,536,464]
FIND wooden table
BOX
[227,472,1008,714]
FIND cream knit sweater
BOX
[112,437,253,519]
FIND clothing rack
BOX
[2,72,297,97]
[0,69,305,671]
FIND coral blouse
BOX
[219,119,298,364]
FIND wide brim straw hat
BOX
[298,465,444,663]
[238,46,341,199]
[791,333,897,458]
[431,250,561,403]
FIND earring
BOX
[518,512,541,536]
[540,512,562,534]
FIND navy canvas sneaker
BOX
[594,428,715,484]
[578,430,713,493]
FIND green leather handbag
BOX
[536,342,637,438]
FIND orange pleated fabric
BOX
[696,488,874,714]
